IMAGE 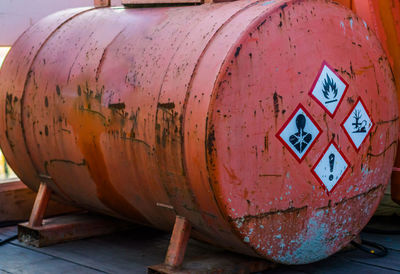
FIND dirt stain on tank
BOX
[70,85,149,224]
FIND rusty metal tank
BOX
[335,0,400,206]
[0,0,398,264]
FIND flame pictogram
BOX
[322,74,338,104]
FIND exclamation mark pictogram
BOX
[329,153,335,181]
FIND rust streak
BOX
[108,102,126,110]
[120,136,151,148]
[334,184,383,207]
[71,89,149,224]
[79,106,106,120]
[367,141,397,158]
[376,116,399,125]
[259,174,282,177]
[49,159,86,166]
[231,206,307,223]
[157,102,175,109]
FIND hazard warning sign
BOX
[341,97,374,151]
[276,104,322,162]
[312,141,349,194]
[309,61,349,117]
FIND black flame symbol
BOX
[322,74,338,104]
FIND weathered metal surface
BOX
[0,7,94,196]
[335,0,400,205]
[0,0,398,264]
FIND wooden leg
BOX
[28,182,51,227]
[164,216,191,268]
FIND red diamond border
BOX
[340,97,375,152]
[276,103,323,163]
[308,60,350,118]
[311,140,350,195]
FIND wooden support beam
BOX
[94,0,111,7]
[0,179,79,222]
[18,212,133,247]
[121,0,239,6]
[164,216,191,268]
[28,182,51,227]
[122,0,201,4]
[149,215,275,273]
[122,0,238,4]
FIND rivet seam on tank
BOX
[275,103,323,163]
[309,61,349,118]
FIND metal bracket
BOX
[164,216,192,268]
[28,182,51,227]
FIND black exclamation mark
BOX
[329,153,335,181]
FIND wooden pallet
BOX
[0,179,77,223]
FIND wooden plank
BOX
[273,256,400,274]
[0,243,54,270]
[14,226,169,273]
[362,233,400,252]
[0,244,101,273]
[0,178,26,191]
[336,249,400,271]
[0,226,17,239]
[11,258,102,274]
[361,215,400,251]
[0,179,79,222]
[94,0,111,7]
[149,252,275,273]
[374,193,400,216]
[18,212,133,247]
[122,0,201,5]
[3,225,399,273]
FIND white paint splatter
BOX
[340,21,346,34]
[262,0,275,6]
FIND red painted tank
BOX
[335,0,400,206]
[0,0,398,264]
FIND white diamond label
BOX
[276,104,322,162]
[341,97,374,151]
[309,61,349,117]
[312,141,349,194]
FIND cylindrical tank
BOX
[0,0,398,264]
[335,0,400,206]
